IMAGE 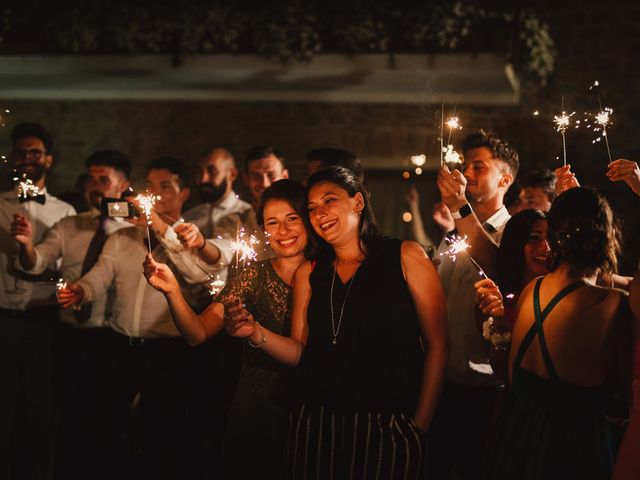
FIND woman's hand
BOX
[57,283,84,308]
[223,298,256,338]
[554,165,580,195]
[474,278,505,320]
[143,253,179,295]
[607,159,640,196]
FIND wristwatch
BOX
[451,203,473,220]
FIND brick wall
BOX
[1,0,639,270]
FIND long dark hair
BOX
[496,209,547,294]
[256,179,318,259]
[306,166,383,254]
[547,187,620,279]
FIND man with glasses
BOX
[0,122,76,480]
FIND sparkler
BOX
[439,234,486,278]
[13,173,41,199]
[588,80,613,163]
[229,228,259,267]
[443,145,462,165]
[136,192,160,253]
[207,275,226,297]
[445,103,462,147]
[553,95,574,167]
[440,96,445,167]
[56,278,67,291]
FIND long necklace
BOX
[330,261,359,346]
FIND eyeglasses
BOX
[12,148,48,161]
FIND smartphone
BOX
[102,198,137,219]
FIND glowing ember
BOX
[594,108,612,129]
[229,229,259,265]
[208,275,226,296]
[13,174,41,199]
[443,145,462,164]
[446,115,462,131]
[135,192,160,225]
[56,278,68,291]
[439,234,471,262]
[553,111,573,134]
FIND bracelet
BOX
[247,321,266,349]
[482,316,511,351]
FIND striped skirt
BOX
[287,402,424,479]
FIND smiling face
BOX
[262,198,308,259]
[462,146,512,204]
[86,165,129,209]
[146,168,190,221]
[244,155,289,203]
[523,219,550,281]
[307,181,364,247]
[11,136,52,185]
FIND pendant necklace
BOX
[330,261,359,346]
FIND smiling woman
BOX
[226,166,449,479]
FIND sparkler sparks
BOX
[136,192,161,253]
[56,278,67,291]
[207,275,226,297]
[588,107,613,162]
[443,145,462,165]
[229,229,259,266]
[446,115,461,131]
[13,174,41,199]
[439,234,486,277]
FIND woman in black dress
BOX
[227,166,449,479]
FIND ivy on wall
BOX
[0,1,555,85]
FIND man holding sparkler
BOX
[0,122,76,480]
[57,156,207,479]
[430,129,519,480]
[12,150,133,479]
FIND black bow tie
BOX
[19,194,46,205]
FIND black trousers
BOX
[83,330,192,480]
[288,402,424,480]
[0,306,58,480]
[52,324,110,480]
[426,381,503,480]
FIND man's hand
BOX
[11,214,33,245]
[432,202,454,233]
[436,166,468,213]
[57,283,85,308]
[174,223,206,250]
[554,165,580,196]
[607,159,640,196]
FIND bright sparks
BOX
[136,193,160,225]
[14,174,41,199]
[446,116,462,131]
[439,234,471,263]
[208,275,226,297]
[443,145,462,164]
[553,111,573,133]
[229,229,259,265]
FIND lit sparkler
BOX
[439,234,486,277]
[445,103,462,154]
[443,145,462,165]
[553,96,574,167]
[229,228,259,267]
[136,192,161,253]
[588,80,613,163]
[13,174,41,199]
[207,275,226,297]
[56,278,68,291]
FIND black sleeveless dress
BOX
[486,277,612,480]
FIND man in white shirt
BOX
[429,130,519,480]
[0,122,76,480]
[12,150,133,479]
[58,156,220,479]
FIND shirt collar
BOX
[483,205,510,232]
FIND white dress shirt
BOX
[435,205,511,387]
[16,209,133,328]
[0,188,76,310]
[75,223,196,338]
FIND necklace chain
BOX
[330,261,359,346]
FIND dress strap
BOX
[513,277,585,381]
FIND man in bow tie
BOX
[0,122,75,480]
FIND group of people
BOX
[1,121,639,480]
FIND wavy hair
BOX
[547,187,620,279]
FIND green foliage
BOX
[0,2,556,84]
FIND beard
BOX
[14,163,46,184]
[198,180,228,204]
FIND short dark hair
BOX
[462,129,519,177]
[85,150,132,178]
[147,156,189,189]
[11,122,53,153]
[548,187,620,279]
[496,209,547,293]
[520,166,556,202]
[244,145,286,172]
[307,166,382,254]
[305,148,364,183]
[257,179,318,259]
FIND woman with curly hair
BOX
[486,187,631,479]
